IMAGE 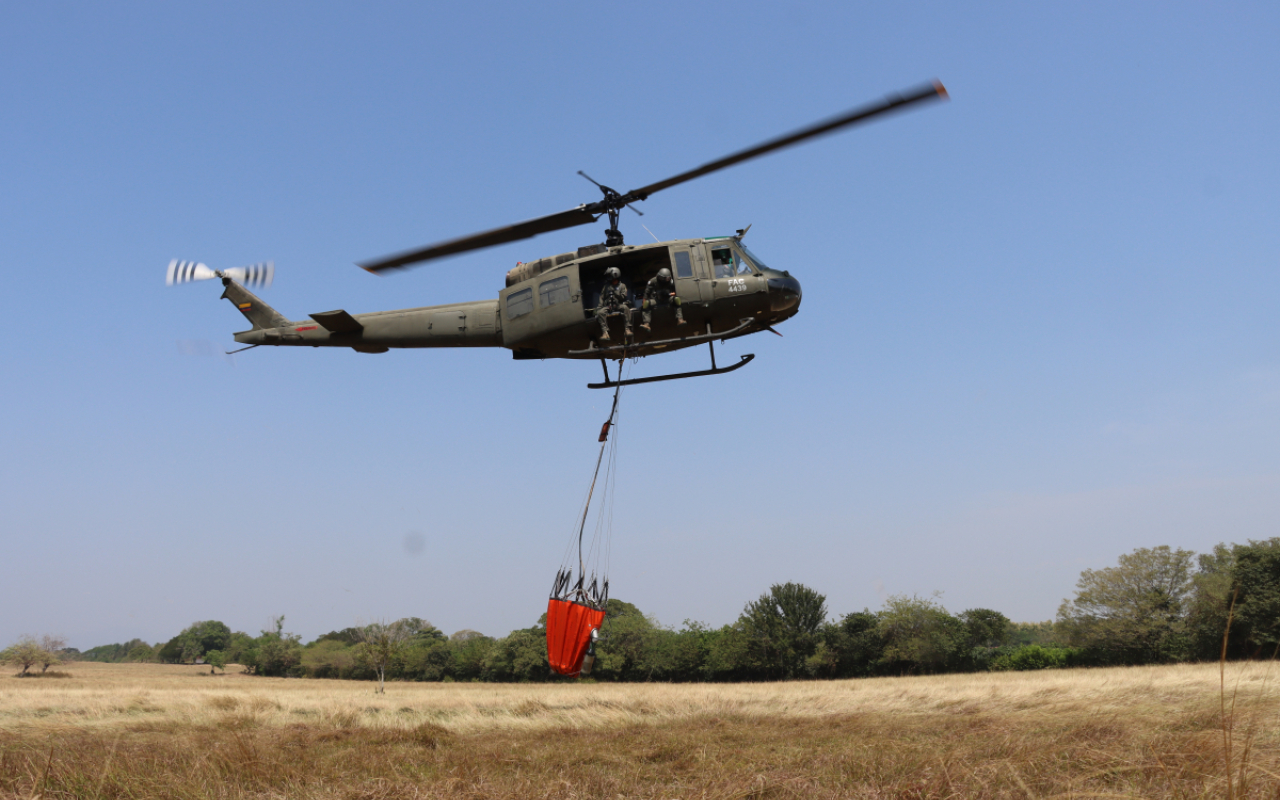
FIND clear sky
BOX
[2,2,1278,649]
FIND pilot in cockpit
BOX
[712,247,736,278]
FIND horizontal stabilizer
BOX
[309,309,363,333]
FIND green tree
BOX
[813,611,885,678]
[177,621,232,663]
[223,632,257,667]
[594,599,659,681]
[1227,539,1280,657]
[399,617,446,643]
[702,623,752,681]
[740,582,828,679]
[245,616,302,676]
[157,637,184,664]
[1008,621,1057,646]
[401,638,452,681]
[254,637,302,676]
[877,594,964,674]
[204,649,226,674]
[958,609,1011,648]
[989,644,1077,671]
[957,609,1012,670]
[80,638,156,663]
[353,619,416,692]
[481,628,548,682]
[125,642,156,662]
[311,628,364,646]
[1185,543,1242,659]
[2,636,47,676]
[301,639,357,678]
[1056,545,1195,663]
[449,630,493,681]
[645,621,714,682]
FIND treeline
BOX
[1056,539,1280,664]
[65,537,1280,683]
[76,594,1033,682]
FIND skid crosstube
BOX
[587,353,754,389]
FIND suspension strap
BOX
[574,359,624,594]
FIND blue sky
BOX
[2,2,1278,649]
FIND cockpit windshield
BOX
[736,244,769,272]
[711,244,759,278]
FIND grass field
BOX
[2,661,1278,798]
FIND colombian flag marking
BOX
[238,303,252,310]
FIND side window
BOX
[674,251,693,278]
[711,247,735,278]
[507,288,533,319]
[538,275,570,307]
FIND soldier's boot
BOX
[640,307,652,331]
[673,297,686,324]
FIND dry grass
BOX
[1,661,1278,798]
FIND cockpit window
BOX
[711,247,735,278]
[735,245,767,273]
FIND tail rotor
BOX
[223,262,274,289]
[165,260,217,286]
[165,260,274,289]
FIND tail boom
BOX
[231,299,503,353]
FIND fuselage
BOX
[231,237,801,358]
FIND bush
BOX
[989,644,1079,671]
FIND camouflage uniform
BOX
[642,275,684,327]
[595,280,632,338]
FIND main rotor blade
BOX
[358,205,599,273]
[626,81,948,201]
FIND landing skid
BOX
[587,341,755,389]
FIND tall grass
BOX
[1,661,1277,797]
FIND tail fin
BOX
[220,278,290,330]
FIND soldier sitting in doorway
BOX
[641,268,686,331]
[595,266,632,342]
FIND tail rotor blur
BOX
[223,262,274,289]
[165,260,274,289]
[165,260,217,286]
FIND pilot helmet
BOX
[605,267,621,281]
[657,268,672,282]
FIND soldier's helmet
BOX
[657,268,673,282]
[605,267,621,281]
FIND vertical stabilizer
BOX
[220,278,290,330]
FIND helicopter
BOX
[169,81,947,388]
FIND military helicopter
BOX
[169,81,947,388]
